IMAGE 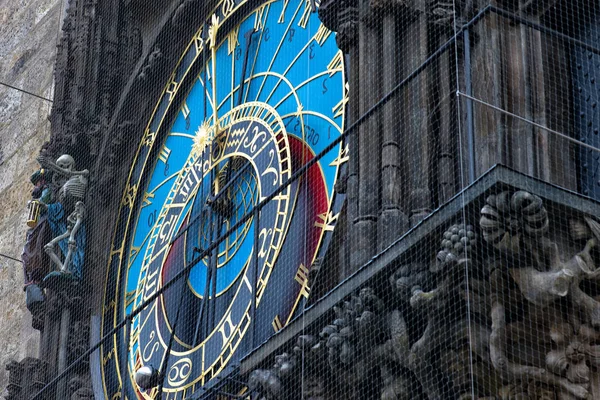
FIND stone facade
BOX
[0,0,61,397]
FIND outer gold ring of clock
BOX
[131,102,292,395]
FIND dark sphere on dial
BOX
[134,365,160,390]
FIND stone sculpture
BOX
[248,189,600,399]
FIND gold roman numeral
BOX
[298,0,314,29]
[329,144,349,167]
[182,102,190,119]
[142,191,154,208]
[332,93,348,119]
[314,212,338,232]
[254,4,268,31]
[294,263,310,298]
[278,0,289,23]
[159,146,171,164]
[272,315,284,332]
[327,51,343,76]
[315,23,331,46]
[227,26,240,55]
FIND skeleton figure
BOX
[43,201,86,277]
[37,154,88,280]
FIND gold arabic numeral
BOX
[142,331,161,362]
[218,312,237,349]
[193,27,204,53]
[104,299,116,315]
[272,315,284,332]
[261,148,279,186]
[314,212,338,232]
[102,347,116,366]
[221,0,234,18]
[143,129,157,147]
[258,227,273,259]
[121,184,138,208]
[166,77,179,101]
[278,0,289,23]
[294,263,311,298]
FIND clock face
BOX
[100,0,347,398]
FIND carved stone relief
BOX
[5,358,48,400]
[248,189,600,399]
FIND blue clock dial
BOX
[101,1,347,398]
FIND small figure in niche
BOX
[35,154,89,285]
[22,168,54,310]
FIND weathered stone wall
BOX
[0,0,61,396]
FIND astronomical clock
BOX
[100,0,347,398]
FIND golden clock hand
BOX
[208,14,220,133]
[237,28,256,106]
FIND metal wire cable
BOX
[0,252,22,263]
[458,91,600,154]
[0,81,53,103]
[451,1,477,399]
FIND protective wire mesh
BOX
[6,0,600,399]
